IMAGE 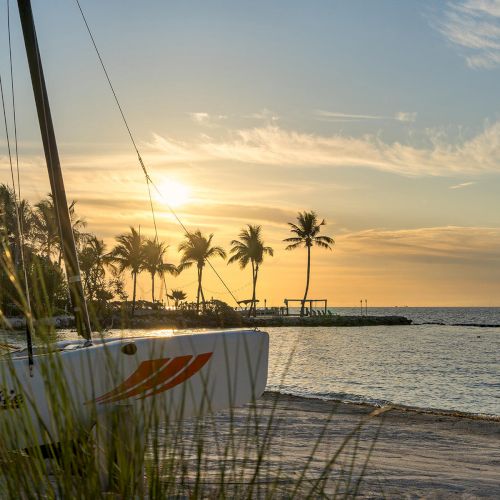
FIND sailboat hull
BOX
[0,329,268,450]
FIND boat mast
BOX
[17,0,92,342]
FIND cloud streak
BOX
[148,121,500,177]
[316,110,416,123]
[436,0,500,68]
[449,181,476,188]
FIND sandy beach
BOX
[173,392,500,498]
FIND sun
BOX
[155,179,191,208]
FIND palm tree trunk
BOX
[301,246,311,316]
[196,266,201,311]
[248,261,255,318]
[199,267,206,311]
[132,271,137,315]
[252,264,259,317]
[151,271,155,303]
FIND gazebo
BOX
[283,298,328,316]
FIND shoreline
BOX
[1,313,412,330]
[264,390,500,422]
[185,392,500,497]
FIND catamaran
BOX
[0,0,268,452]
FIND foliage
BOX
[141,238,177,303]
[167,289,187,309]
[229,225,273,317]
[111,227,145,315]
[178,230,226,311]
[0,239,67,319]
[79,236,113,301]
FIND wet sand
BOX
[176,392,500,498]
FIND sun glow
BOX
[155,179,191,208]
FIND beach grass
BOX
[0,250,386,498]
[0,331,386,498]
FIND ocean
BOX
[2,307,499,417]
[265,307,499,416]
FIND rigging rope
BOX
[74,0,240,307]
[2,0,34,372]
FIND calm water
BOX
[265,308,500,415]
[333,306,500,326]
[2,308,499,416]
[267,324,500,416]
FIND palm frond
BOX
[285,241,303,251]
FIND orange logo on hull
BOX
[93,353,212,404]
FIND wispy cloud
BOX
[245,108,280,122]
[189,112,227,126]
[339,225,500,263]
[436,0,500,68]
[394,111,417,123]
[148,121,500,176]
[449,181,476,188]
[315,110,416,123]
[190,112,210,124]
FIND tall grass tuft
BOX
[0,250,384,498]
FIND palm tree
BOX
[142,238,177,303]
[228,225,273,317]
[111,226,145,314]
[32,198,58,260]
[284,211,334,316]
[32,196,87,263]
[178,230,226,311]
[79,236,114,301]
[0,184,34,262]
[168,289,187,309]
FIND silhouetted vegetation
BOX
[228,225,273,317]
[1,184,341,328]
[284,211,334,316]
[178,230,226,312]
[167,289,187,309]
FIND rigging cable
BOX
[2,0,34,372]
[74,0,240,307]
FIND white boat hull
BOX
[0,329,268,450]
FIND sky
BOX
[2,0,500,306]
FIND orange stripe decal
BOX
[141,352,213,400]
[100,355,193,404]
[94,358,169,403]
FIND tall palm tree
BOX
[32,198,58,260]
[167,289,187,309]
[79,236,114,301]
[178,230,226,311]
[32,196,87,263]
[0,184,34,262]
[284,211,334,316]
[228,225,273,317]
[142,238,177,303]
[111,226,145,314]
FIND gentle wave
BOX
[266,322,500,417]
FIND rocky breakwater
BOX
[242,315,412,327]
[1,315,75,330]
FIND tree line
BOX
[0,184,334,319]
